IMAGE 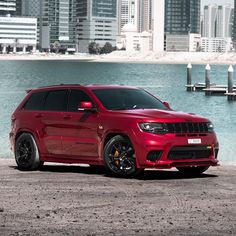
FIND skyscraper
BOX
[165,0,201,51]
[0,0,16,16]
[118,0,139,33]
[77,0,118,52]
[216,5,233,38]
[16,0,40,17]
[16,0,77,51]
[138,0,152,33]
[153,0,164,52]
[40,0,77,51]
[233,0,236,48]
[202,4,218,37]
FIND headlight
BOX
[207,122,214,132]
[139,122,168,134]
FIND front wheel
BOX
[15,133,42,171]
[176,166,210,176]
[104,135,143,178]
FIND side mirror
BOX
[78,101,97,112]
[163,101,171,110]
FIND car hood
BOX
[111,109,209,122]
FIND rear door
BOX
[40,89,68,155]
[61,89,99,160]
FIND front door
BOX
[61,89,100,160]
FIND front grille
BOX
[165,122,209,134]
[168,146,212,160]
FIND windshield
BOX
[92,88,168,111]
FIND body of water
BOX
[0,60,235,162]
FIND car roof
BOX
[27,84,139,93]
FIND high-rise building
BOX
[232,0,236,48]
[15,0,41,49]
[0,0,16,16]
[202,4,218,37]
[165,0,201,51]
[201,4,234,52]
[165,0,200,34]
[138,0,152,33]
[16,0,40,17]
[40,0,77,52]
[118,0,139,34]
[216,5,233,38]
[16,0,77,51]
[77,0,118,53]
[153,0,164,52]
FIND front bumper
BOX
[132,131,219,169]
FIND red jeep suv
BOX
[10,85,219,177]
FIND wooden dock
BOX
[185,83,236,100]
[185,64,236,101]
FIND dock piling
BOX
[186,63,193,91]
[226,65,235,101]
[205,64,211,95]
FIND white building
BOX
[138,0,152,33]
[118,0,139,34]
[201,37,232,52]
[117,23,151,52]
[153,0,164,52]
[0,16,37,53]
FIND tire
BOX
[103,135,143,177]
[15,133,42,171]
[176,166,210,176]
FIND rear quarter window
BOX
[23,91,47,110]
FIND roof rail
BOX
[37,83,81,89]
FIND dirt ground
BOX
[0,159,235,236]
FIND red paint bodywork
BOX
[10,85,219,169]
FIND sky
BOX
[202,0,234,5]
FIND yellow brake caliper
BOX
[114,149,120,166]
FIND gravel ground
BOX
[0,159,235,236]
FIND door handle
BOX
[63,115,72,120]
[35,113,42,118]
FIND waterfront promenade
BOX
[0,158,235,236]
[1,51,236,65]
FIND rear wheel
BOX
[15,133,42,171]
[177,166,210,175]
[104,135,143,177]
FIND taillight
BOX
[11,115,16,130]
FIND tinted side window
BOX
[44,90,67,111]
[23,91,47,110]
[68,90,92,112]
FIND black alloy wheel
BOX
[15,133,42,171]
[176,166,210,176]
[104,135,142,177]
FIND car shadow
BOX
[10,164,218,180]
[137,169,218,180]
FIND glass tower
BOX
[41,0,77,50]
[165,0,200,34]
[77,0,118,52]
[16,0,40,17]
